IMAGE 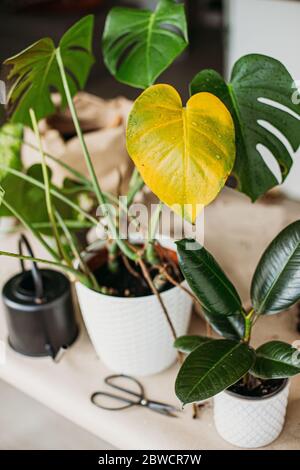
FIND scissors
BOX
[91,374,180,418]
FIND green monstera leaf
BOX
[251,341,300,379]
[4,15,94,126]
[190,54,300,201]
[251,220,300,315]
[102,0,188,89]
[175,339,256,404]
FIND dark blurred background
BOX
[0,0,223,102]
[1,0,300,199]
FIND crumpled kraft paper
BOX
[22,92,134,194]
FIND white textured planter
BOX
[75,239,192,376]
[214,380,290,448]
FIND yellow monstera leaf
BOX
[126,84,235,223]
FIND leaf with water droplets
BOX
[190,54,300,201]
[126,84,235,222]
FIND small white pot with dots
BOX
[213,379,290,448]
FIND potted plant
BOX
[174,220,300,447]
[0,4,197,376]
[0,1,299,376]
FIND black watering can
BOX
[2,235,78,360]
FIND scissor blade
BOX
[147,401,180,417]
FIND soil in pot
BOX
[86,243,183,298]
[229,376,286,398]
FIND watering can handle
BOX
[18,234,44,302]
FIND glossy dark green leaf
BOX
[190,55,300,201]
[102,0,188,89]
[174,335,212,354]
[251,220,300,314]
[176,239,242,316]
[5,16,94,126]
[251,341,300,379]
[175,339,255,404]
[202,307,244,340]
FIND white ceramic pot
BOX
[213,380,290,448]
[75,239,192,376]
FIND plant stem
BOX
[0,164,98,224]
[3,131,92,186]
[159,265,199,304]
[145,201,162,264]
[30,108,65,260]
[55,48,138,262]
[55,210,99,291]
[2,131,142,219]
[0,250,90,285]
[107,168,144,267]
[32,220,93,230]
[138,257,177,340]
[243,308,255,343]
[1,199,59,261]
[55,49,102,206]
[127,168,144,206]
[1,131,141,224]
[107,241,119,273]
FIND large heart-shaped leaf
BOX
[202,308,244,340]
[251,220,300,315]
[251,341,300,379]
[176,239,242,316]
[174,335,212,354]
[102,0,188,89]
[175,339,255,404]
[126,84,235,222]
[4,15,94,126]
[190,54,300,201]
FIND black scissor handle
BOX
[91,391,135,411]
[91,374,179,417]
[105,374,145,400]
[18,234,44,301]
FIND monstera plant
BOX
[190,56,300,201]
[102,0,188,89]
[0,1,299,379]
